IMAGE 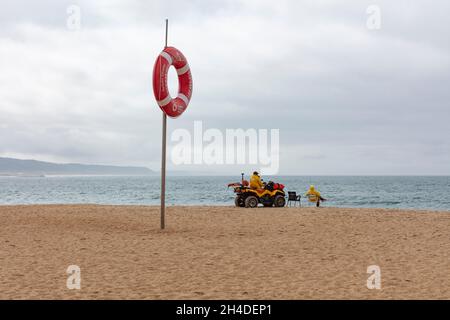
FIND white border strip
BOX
[160,52,172,65]
[176,63,190,75]
[177,93,189,105]
[157,95,172,107]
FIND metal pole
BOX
[160,19,168,230]
[165,19,168,48]
[161,113,166,229]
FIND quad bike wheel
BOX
[274,195,286,207]
[234,196,245,207]
[245,196,259,208]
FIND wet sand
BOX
[0,205,449,299]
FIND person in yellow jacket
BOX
[250,171,263,190]
[306,185,326,207]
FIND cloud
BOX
[0,0,449,174]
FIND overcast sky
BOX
[0,0,449,175]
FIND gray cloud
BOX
[0,0,449,174]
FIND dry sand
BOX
[0,205,449,299]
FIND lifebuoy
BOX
[152,47,193,118]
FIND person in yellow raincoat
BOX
[250,171,263,190]
[305,185,326,207]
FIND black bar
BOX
[0,300,447,319]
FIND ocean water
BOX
[0,175,449,211]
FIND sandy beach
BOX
[1,205,449,299]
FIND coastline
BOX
[1,205,449,299]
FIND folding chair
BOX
[287,191,301,207]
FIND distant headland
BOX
[0,157,154,176]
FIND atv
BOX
[228,174,286,208]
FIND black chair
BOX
[287,191,301,207]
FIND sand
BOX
[0,205,449,299]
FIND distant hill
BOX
[0,157,154,176]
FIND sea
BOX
[0,175,449,211]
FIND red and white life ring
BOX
[152,47,193,118]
